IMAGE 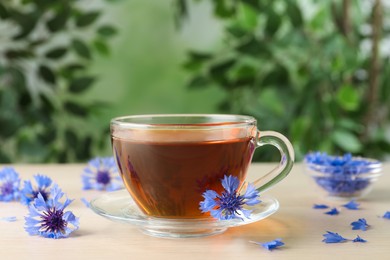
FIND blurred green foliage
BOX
[176,0,390,161]
[0,0,116,163]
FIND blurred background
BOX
[0,0,389,163]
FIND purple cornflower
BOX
[351,218,369,231]
[0,167,21,202]
[24,184,79,239]
[20,175,53,205]
[82,157,122,191]
[199,175,261,220]
[322,231,348,243]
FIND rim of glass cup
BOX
[304,157,382,175]
[110,114,257,130]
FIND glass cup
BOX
[110,114,294,220]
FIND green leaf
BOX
[65,129,78,148]
[72,39,91,59]
[97,25,117,37]
[47,7,69,32]
[209,58,236,84]
[286,2,303,27]
[265,9,281,36]
[332,129,362,152]
[11,11,39,40]
[336,84,359,111]
[69,77,95,93]
[0,3,9,19]
[5,50,34,59]
[45,47,68,59]
[38,65,56,85]
[238,2,258,30]
[75,11,100,27]
[64,101,88,117]
[188,75,210,89]
[93,40,110,56]
[262,64,289,87]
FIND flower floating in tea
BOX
[353,235,367,243]
[82,157,123,191]
[304,152,381,197]
[0,167,21,202]
[342,200,360,210]
[251,239,285,251]
[24,184,79,239]
[199,175,261,220]
[20,174,53,205]
[322,231,348,243]
[351,218,369,231]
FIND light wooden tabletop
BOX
[1,163,389,260]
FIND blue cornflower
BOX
[199,175,261,220]
[343,200,360,210]
[353,235,367,243]
[325,207,339,215]
[0,167,21,202]
[82,157,122,191]
[24,184,79,239]
[383,211,390,219]
[351,218,369,231]
[252,239,285,251]
[322,231,348,243]
[20,174,53,205]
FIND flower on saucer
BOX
[0,167,21,202]
[20,174,53,205]
[199,175,261,220]
[24,184,79,239]
[82,157,122,191]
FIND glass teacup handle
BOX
[249,130,295,193]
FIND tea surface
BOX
[112,137,254,218]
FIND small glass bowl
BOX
[304,156,382,199]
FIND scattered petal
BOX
[351,218,369,231]
[322,231,348,243]
[0,216,17,222]
[313,204,329,209]
[352,235,367,243]
[343,200,360,210]
[383,211,390,219]
[80,197,90,208]
[82,157,123,191]
[0,167,21,202]
[325,208,339,215]
[199,175,261,220]
[24,184,79,239]
[252,239,285,251]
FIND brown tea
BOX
[112,137,254,219]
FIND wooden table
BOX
[1,163,389,259]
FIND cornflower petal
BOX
[351,218,369,231]
[383,211,390,219]
[322,231,348,243]
[80,198,90,208]
[343,200,360,210]
[325,208,339,215]
[243,184,261,206]
[313,204,329,209]
[221,175,239,194]
[353,235,367,243]
[0,216,17,222]
[252,239,285,251]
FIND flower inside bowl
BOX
[304,152,382,199]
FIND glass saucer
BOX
[90,189,279,238]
